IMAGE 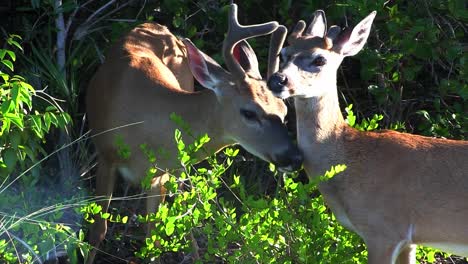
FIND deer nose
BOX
[274,149,303,172]
[268,73,288,94]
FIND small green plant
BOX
[345,104,383,131]
[115,135,131,160]
[81,202,128,226]
[136,129,220,259]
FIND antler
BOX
[223,3,279,80]
[287,20,306,45]
[268,25,287,78]
[288,10,334,50]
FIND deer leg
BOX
[366,239,406,264]
[86,162,116,264]
[395,244,416,264]
[145,172,201,260]
[145,172,170,236]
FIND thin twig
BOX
[82,0,116,26]
[65,0,97,34]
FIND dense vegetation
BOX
[0,0,466,263]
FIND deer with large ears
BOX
[267,10,468,264]
[85,3,303,263]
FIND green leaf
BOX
[391,71,399,82]
[269,163,276,172]
[173,16,183,28]
[22,145,36,161]
[91,204,102,214]
[30,115,43,138]
[10,130,21,148]
[3,148,18,171]
[181,154,190,165]
[47,112,59,126]
[4,112,24,129]
[56,113,71,127]
[1,119,11,136]
[6,37,22,51]
[11,83,20,107]
[1,100,15,114]
[345,104,356,127]
[165,217,176,236]
[5,50,15,62]
[101,213,110,219]
[45,105,58,111]
[44,112,52,130]
[0,73,9,82]
[1,60,14,71]
[233,175,240,186]
[416,110,431,121]
[19,81,34,92]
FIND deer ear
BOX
[306,10,327,37]
[183,39,228,94]
[232,40,262,79]
[335,11,376,57]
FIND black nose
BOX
[267,72,288,94]
[274,150,303,172]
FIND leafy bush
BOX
[120,129,366,263]
[0,35,70,181]
[0,35,77,264]
[328,0,466,139]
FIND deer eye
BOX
[311,56,327,67]
[240,109,258,121]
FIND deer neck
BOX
[176,90,233,154]
[294,85,347,177]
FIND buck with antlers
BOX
[86,4,302,263]
[267,10,468,264]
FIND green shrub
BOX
[121,128,365,263]
[0,35,76,264]
[334,0,466,139]
[0,35,71,181]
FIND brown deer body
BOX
[267,11,468,264]
[86,4,302,263]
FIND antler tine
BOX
[223,3,279,79]
[287,20,306,44]
[327,25,342,40]
[267,25,287,78]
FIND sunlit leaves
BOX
[345,104,383,131]
[133,128,364,263]
[0,38,70,181]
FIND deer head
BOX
[267,10,376,99]
[182,4,302,170]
